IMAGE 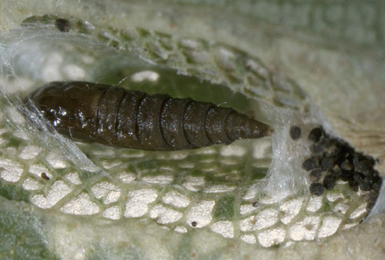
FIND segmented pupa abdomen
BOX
[23,81,272,151]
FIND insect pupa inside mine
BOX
[23,81,273,151]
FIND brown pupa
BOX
[23,81,272,151]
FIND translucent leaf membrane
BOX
[0,98,375,246]
[19,14,307,110]
[0,10,383,260]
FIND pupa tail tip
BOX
[264,125,274,136]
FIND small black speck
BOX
[308,127,323,142]
[353,153,363,165]
[330,169,342,178]
[304,126,381,202]
[310,143,324,154]
[41,172,50,180]
[309,169,322,182]
[340,160,353,171]
[359,180,371,191]
[55,19,70,32]
[324,144,340,157]
[348,179,358,187]
[353,173,364,183]
[290,126,301,140]
[362,169,375,177]
[321,157,334,170]
[310,183,325,196]
[348,180,359,192]
[191,221,198,227]
[323,175,336,190]
[252,201,258,207]
[302,157,319,171]
[372,176,382,191]
[354,159,373,173]
[341,170,354,182]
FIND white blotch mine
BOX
[124,189,158,218]
[240,209,278,232]
[65,172,82,185]
[187,52,210,65]
[210,221,234,238]
[179,39,201,49]
[128,189,158,203]
[31,181,72,209]
[220,145,246,157]
[160,151,188,160]
[178,162,195,169]
[242,186,258,201]
[6,107,25,125]
[19,145,42,160]
[41,52,63,80]
[124,202,149,218]
[326,192,344,202]
[215,47,236,70]
[131,70,160,82]
[61,193,100,215]
[204,185,236,193]
[186,200,215,228]
[196,147,216,155]
[174,226,188,233]
[280,198,303,224]
[257,228,286,247]
[162,190,190,208]
[245,59,270,78]
[240,205,257,216]
[29,164,50,177]
[1,78,33,95]
[240,234,257,244]
[252,138,272,159]
[13,130,30,141]
[199,163,217,172]
[91,181,121,204]
[142,175,173,185]
[289,216,320,241]
[150,204,183,224]
[82,55,94,64]
[92,149,115,156]
[63,64,85,79]
[121,151,145,158]
[306,196,323,212]
[118,172,136,183]
[183,176,205,191]
[317,216,342,238]
[341,223,358,230]
[101,160,121,169]
[46,150,69,169]
[22,178,43,190]
[220,157,241,166]
[349,203,368,219]
[5,147,17,158]
[258,195,281,205]
[103,206,121,220]
[334,201,350,215]
[0,159,23,182]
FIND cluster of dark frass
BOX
[291,126,382,211]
